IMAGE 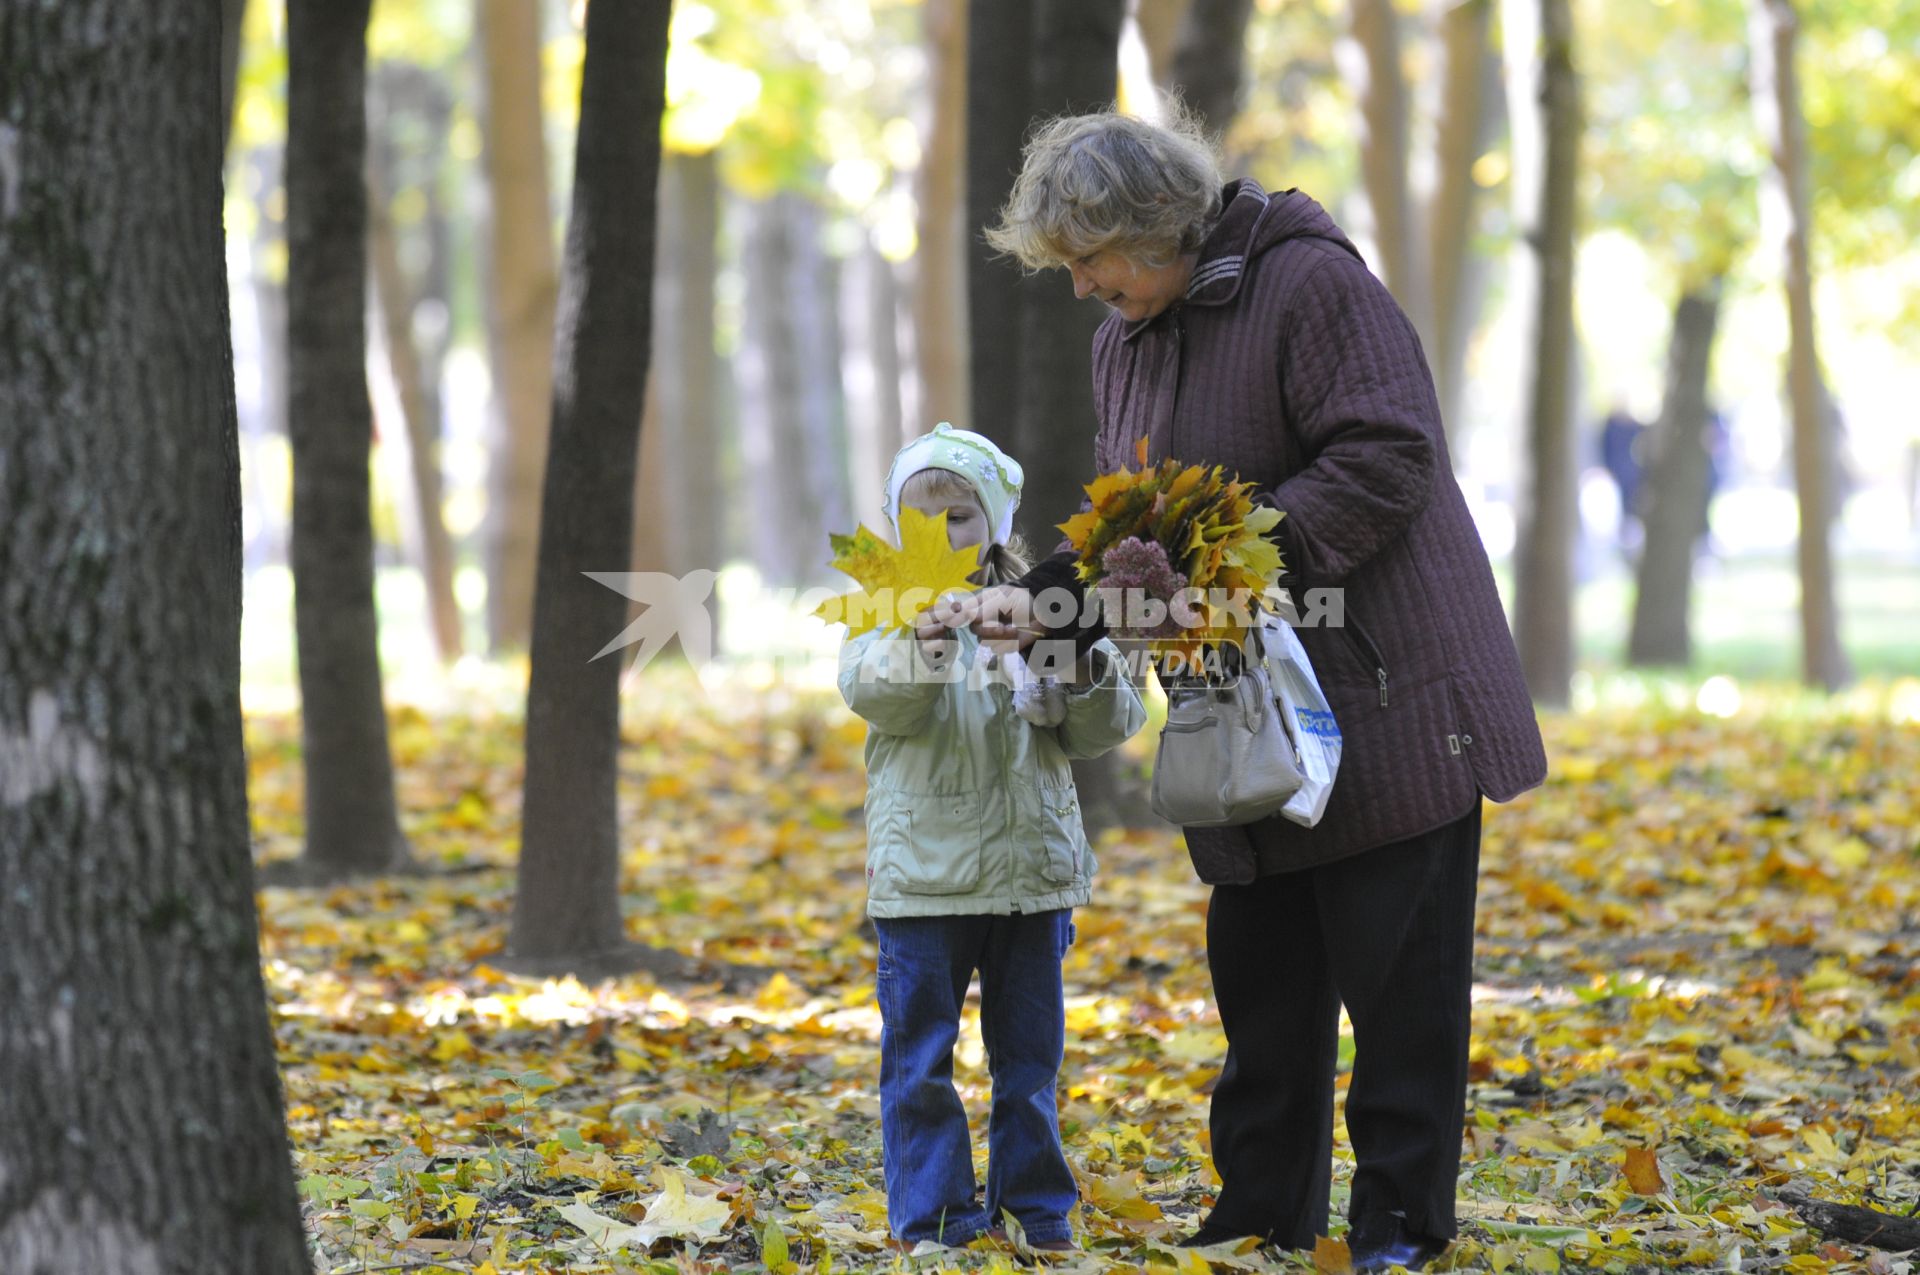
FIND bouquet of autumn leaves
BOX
[1060,437,1285,659]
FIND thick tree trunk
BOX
[478,0,559,653]
[966,0,1148,830]
[1168,0,1255,140]
[965,0,1038,449]
[282,0,411,878]
[1628,286,1723,667]
[913,0,971,433]
[1506,0,1580,707]
[367,162,463,664]
[506,0,674,978]
[1749,0,1850,690]
[0,4,310,1270]
[1345,0,1430,345]
[1425,0,1495,441]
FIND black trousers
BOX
[1203,803,1481,1249]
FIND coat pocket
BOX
[1035,787,1086,885]
[899,792,984,894]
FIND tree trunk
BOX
[1628,286,1723,667]
[1168,0,1255,140]
[843,234,906,530]
[1749,0,1850,690]
[282,0,411,879]
[222,0,248,156]
[478,0,559,653]
[965,0,1038,450]
[966,0,1148,830]
[1345,0,1430,345]
[1133,0,1191,89]
[1425,0,1495,441]
[367,74,462,664]
[740,194,850,587]
[506,0,674,978]
[658,150,724,585]
[0,4,311,1270]
[1505,0,1580,707]
[913,0,971,433]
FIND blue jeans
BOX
[874,910,1077,1246]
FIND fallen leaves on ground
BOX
[250,675,1920,1273]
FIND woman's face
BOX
[1065,249,1197,322]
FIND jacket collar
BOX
[1118,177,1274,343]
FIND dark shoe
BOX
[1351,1221,1447,1272]
[983,1225,1076,1253]
[1178,1222,1269,1248]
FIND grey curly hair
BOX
[985,105,1224,272]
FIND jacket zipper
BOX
[1166,309,1185,459]
[1345,616,1390,707]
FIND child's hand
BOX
[913,615,955,668]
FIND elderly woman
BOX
[942,111,1547,1269]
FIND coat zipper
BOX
[1166,309,1185,460]
[1345,615,1390,707]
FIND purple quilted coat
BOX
[1083,179,1546,881]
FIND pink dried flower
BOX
[1098,536,1188,640]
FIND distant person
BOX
[838,425,1146,1253]
[1599,406,1647,544]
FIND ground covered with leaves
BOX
[249,675,1920,1274]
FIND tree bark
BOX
[1628,285,1723,667]
[367,70,462,664]
[1168,0,1256,140]
[282,0,411,879]
[221,0,247,156]
[965,0,1038,450]
[913,0,971,434]
[1345,0,1429,345]
[506,0,674,977]
[1749,0,1850,690]
[478,0,559,653]
[1425,0,1495,441]
[1506,0,1580,707]
[0,4,310,1270]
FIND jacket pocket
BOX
[899,792,984,894]
[1339,613,1391,707]
[1035,787,1086,885]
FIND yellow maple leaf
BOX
[811,507,981,637]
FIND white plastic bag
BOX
[1258,614,1342,826]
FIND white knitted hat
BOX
[882,422,1025,544]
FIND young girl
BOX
[837,423,1146,1252]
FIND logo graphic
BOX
[583,570,719,673]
